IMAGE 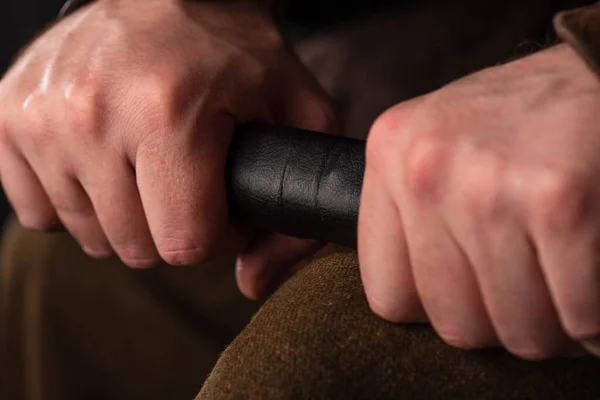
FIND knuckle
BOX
[63,80,103,138]
[145,72,174,106]
[365,117,395,175]
[402,136,447,200]
[370,97,426,139]
[21,94,51,143]
[138,67,179,123]
[529,170,588,232]
[463,155,503,217]
[366,98,430,175]
[369,107,400,140]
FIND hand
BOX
[360,44,600,360]
[0,0,336,295]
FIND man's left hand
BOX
[360,44,600,360]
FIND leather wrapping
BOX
[227,126,365,247]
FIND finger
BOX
[234,72,340,296]
[448,157,570,360]
[283,87,340,135]
[81,156,159,268]
[275,63,340,135]
[236,233,322,300]
[452,199,568,358]
[14,133,113,256]
[469,224,568,359]
[398,137,496,346]
[224,56,340,135]
[6,98,114,256]
[526,174,600,356]
[358,164,426,322]
[33,168,113,259]
[406,211,496,347]
[0,139,59,230]
[136,115,242,266]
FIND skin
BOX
[0,0,337,299]
[2,0,600,361]
[359,44,600,360]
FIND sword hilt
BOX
[227,125,365,247]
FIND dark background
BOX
[0,0,67,227]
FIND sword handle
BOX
[227,125,365,247]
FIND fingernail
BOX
[83,246,114,259]
[235,257,261,300]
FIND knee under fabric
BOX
[198,4,600,399]
[0,217,260,400]
[198,246,600,400]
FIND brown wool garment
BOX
[199,246,600,400]
[0,216,260,400]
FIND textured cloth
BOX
[0,216,260,400]
[199,246,600,400]
[2,1,599,399]
[200,2,600,398]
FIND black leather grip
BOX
[227,126,366,247]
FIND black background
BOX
[1,0,67,227]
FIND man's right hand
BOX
[0,0,336,280]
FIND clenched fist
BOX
[0,0,336,295]
[360,44,600,360]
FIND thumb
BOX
[236,233,324,300]
[274,60,341,135]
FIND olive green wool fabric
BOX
[199,247,600,400]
